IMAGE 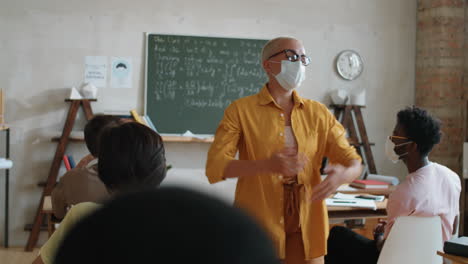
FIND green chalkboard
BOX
[145,34,268,135]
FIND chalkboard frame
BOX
[144,33,268,136]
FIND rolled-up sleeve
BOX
[206,102,241,184]
[324,109,361,166]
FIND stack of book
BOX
[444,236,468,258]
[102,110,158,132]
[349,179,390,189]
[62,155,76,171]
[130,109,157,132]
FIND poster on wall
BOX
[111,57,132,89]
[84,56,107,87]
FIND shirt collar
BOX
[408,162,433,178]
[257,84,305,108]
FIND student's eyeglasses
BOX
[268,49,311,66]
[388,136,409,140]
[388,135,411,143]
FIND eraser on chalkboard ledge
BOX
[182,130,195,137]
[182,130,209,140]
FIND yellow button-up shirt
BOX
[206,85,361,259]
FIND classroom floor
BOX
[0,247,39,264]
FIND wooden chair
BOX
[42,196,56,237]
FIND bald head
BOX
[261,37,304,62]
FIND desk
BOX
[328,199,387,220]
[437,251,468,264]
[337,184,396,196]
[327,196,387,239]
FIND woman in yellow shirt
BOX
[206,37,362,264]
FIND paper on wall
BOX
[84,56,107,88]
[111,57,132,89]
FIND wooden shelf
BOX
[51,136,369,146]
[51,135,215,143]
[330,104,366,109]
[65,99,97,102]
[332,104,377,174]
[50,134,367,146]
[162,136,214,143]
[51,136,84,142]
[348,138,375,147]
[51,130,85,142]
[24,224,48,232]
[26,99,95,251]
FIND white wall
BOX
[0,0,416,246]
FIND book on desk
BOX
[350,179,390,189]
[444,236,468,258]
[326,198,377,210]
[326,193,382,210]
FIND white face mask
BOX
[270,60,306,91]
[385,137,411,163]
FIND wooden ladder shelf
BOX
[25,99,95,251]
[331,104,377,176]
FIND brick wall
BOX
[416,0,465,175]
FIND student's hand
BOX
[373,219,387,240]
[269,148,308,178]
[76,154,96,168]
[375,236,386,251]
[374,220,387,251]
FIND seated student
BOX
[33,122,167,264]
[54,187,280,264]
[325,106,461,264]
[51,115,122,219]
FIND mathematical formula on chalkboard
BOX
[145,34,268,134]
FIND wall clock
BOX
[336,50,363,81]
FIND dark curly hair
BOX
[397,106,442,157]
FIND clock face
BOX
[336,50,363,81]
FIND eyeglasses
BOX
[388,135,410,142]
[268,49,311,66]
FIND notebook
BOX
[444,236,468,258]
[325,198,377,210]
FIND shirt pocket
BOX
[241,115,283,159]
[297,128,320,160]
[297,129,323,185]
